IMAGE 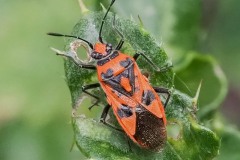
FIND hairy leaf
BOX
[59,11,220,160]
[173,52,228,120]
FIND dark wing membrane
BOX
[134,104,167,152]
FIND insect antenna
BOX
[47,32,93,49]
[98,0,116,43]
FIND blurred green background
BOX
[0,0,239,160]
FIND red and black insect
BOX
[48,0,170,152]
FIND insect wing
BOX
[102,84,137,137]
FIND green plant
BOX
[54,1,230,159]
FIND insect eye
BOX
[91,51,97,57]
[91,51,103,59]
[106,43,112,51]
[107,43,112,47]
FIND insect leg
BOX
[112,14,124,50]
[100,104,123,132]
[82,83,101,110]
[153,87,171,108]
[51,47,96,70]
[100,105,132,151]
[133,52,161,71]
[133,52,173,72]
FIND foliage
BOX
[62,9,221,159]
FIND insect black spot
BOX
[120,58,131,68]
[97,58,110,66]
[91,51,104,59]
[101,68,113,79]
[112,74,121,83]
[110,51,119,59]
[117,104,133,118]
[142,90,155,106]
[121,68,129,78]
[106,43,112,53]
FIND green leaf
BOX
[115,0,202,55]
[173,52,228,120]
[170,0,202,52]
[217,127,240,160]
[211,115,240,160]
[60,11,220,159]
